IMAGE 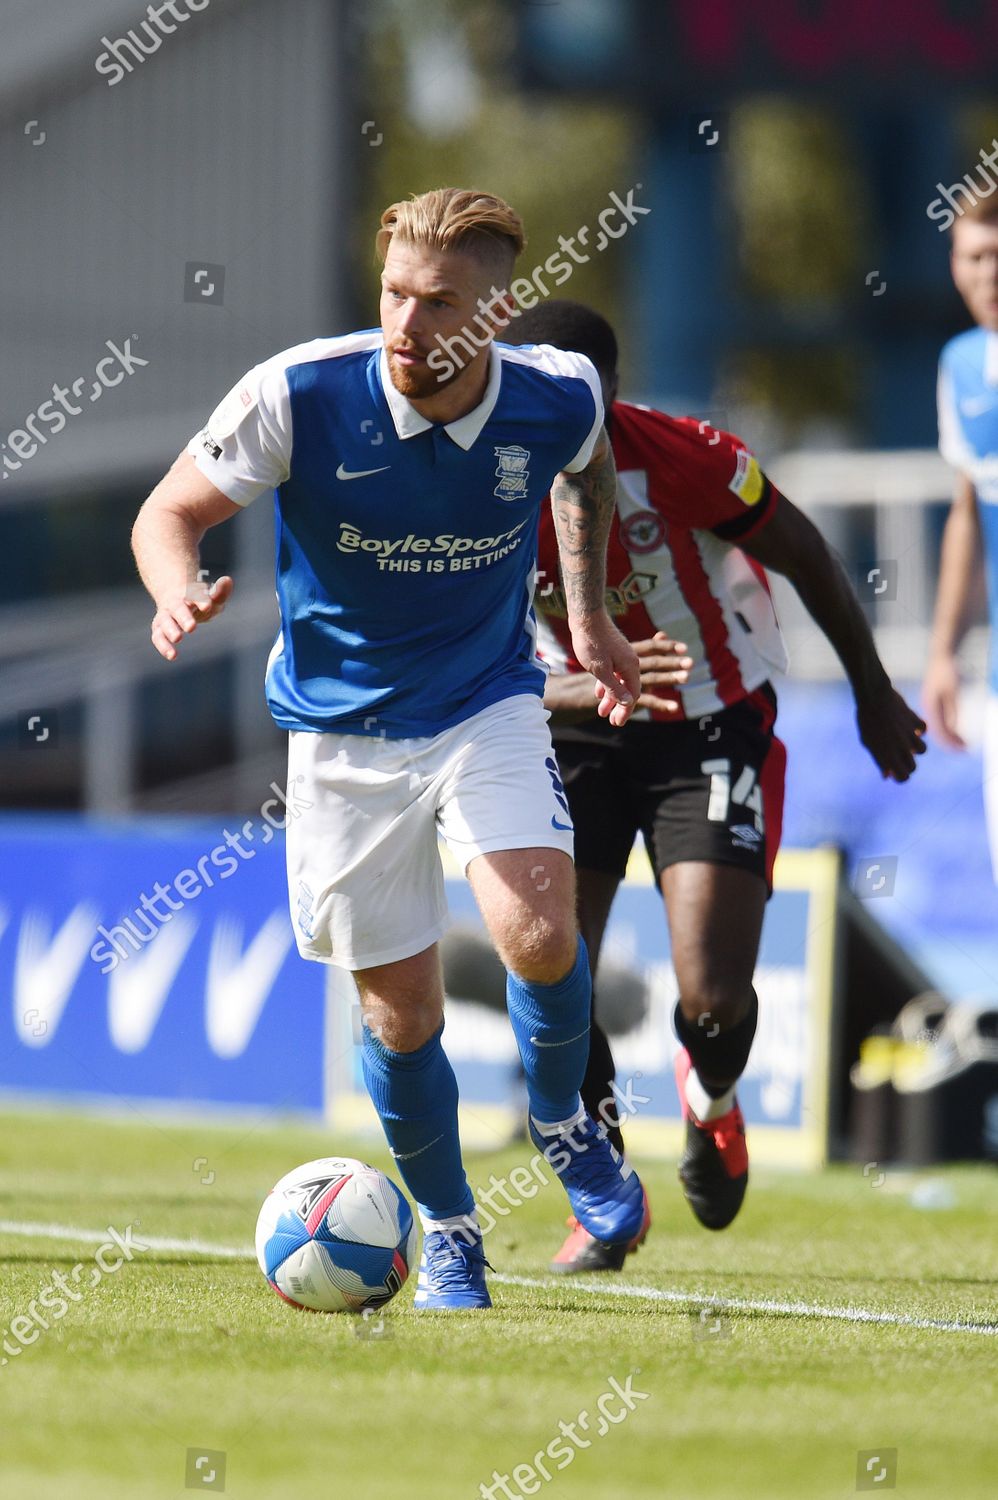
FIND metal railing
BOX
[3,447,987,812]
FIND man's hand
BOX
[855,680,928,782]
[151,575,234,661]
[922,651,967,750]
[569,611,641,726]
[544,632,692,723]
[133,451,243,660]
[633,632,693,711]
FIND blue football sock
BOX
[361,1022,474,1222]
[506,935,591,1125]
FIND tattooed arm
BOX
[550,428,641,726]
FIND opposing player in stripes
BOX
[509,301,926,1270]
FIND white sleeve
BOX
[937,359,970,472]
[186,355,292,506]
[561,351,606,473]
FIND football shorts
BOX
[552,683,785,890]
[285,693,575,969]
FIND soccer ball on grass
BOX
[256,1156,417,1312]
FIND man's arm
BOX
[740,493,926,781]
[132,450,242,661]
[550,428,640,725]
[922,472,983,750]
[544,634,692,724]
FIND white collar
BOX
[379,343,502,450]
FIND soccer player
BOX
[924,194,998,882]
[131,190,647,1309]
[507,300,926,1271]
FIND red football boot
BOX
[674,1047,748,1230]
[549,1187,652,1274]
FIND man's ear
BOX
[487,288,520,336]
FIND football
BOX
[255,1156,418,1312]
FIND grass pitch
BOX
[0,1108,995,1499]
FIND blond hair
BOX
[376,188,525,276]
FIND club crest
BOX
[494,444,530,501]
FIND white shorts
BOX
[285,693,575,970]
[986,690,998,884]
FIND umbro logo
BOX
[336,462,391,481]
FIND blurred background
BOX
[1,0,996,1159]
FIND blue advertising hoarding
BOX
[0,816,325,1114]
[1,818,837,1164]
[329,847,839,1168]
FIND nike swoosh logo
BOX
[336,462,391,480]
[551,815,573,831]
[529,1026,590,1048]
[390,1133,444,1162]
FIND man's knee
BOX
[354,992,443,1052]
[676,979,753,1033]
[503,919,578,986]
[353,949,444,1051]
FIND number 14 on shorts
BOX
[701,758,764,830]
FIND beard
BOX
[386,345,466,400]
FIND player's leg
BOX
[542,720,651,1269]
[354,945,491,1309]
[466,845,644,1246]
[643,684,786,1229]
[662,862,766,1228]
[437,695,645,1248]
[575,867,627,1153]
[540,865,652,1271]
[549,722,638,1152]
[466,843,584,1112]
[285,727,488,1309]
[354,944,470,1222]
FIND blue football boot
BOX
[529,1112,645,1246]
[413,1227,492,1310]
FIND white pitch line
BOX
[0,1219,250,1260]
[492,1272,998,1338]
[2,1220,995,1337]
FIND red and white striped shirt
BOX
[534,400,788,720]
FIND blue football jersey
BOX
[938,327,998,691]
[187,331,603,735]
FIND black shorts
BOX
[552,684,786,891]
